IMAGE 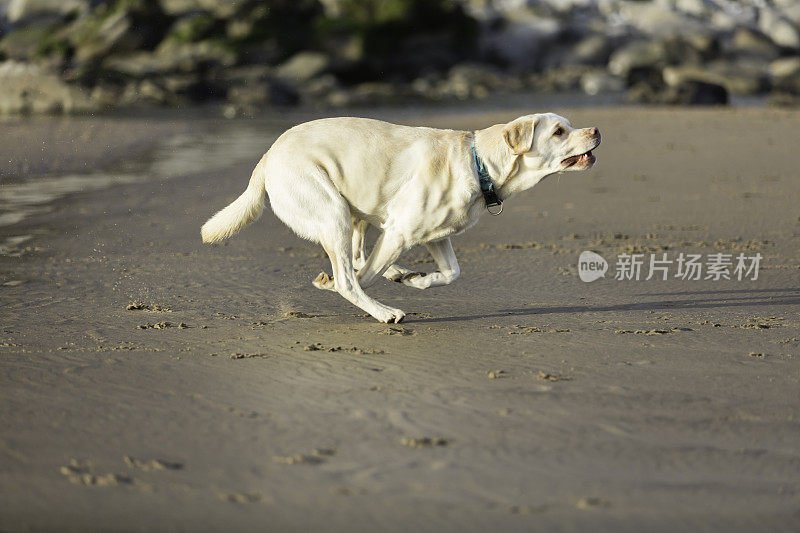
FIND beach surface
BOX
[1,105,799,531]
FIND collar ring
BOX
[471,139,503,215]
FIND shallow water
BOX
[0,114,295,256]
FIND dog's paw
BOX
[384,264,413,282]
[312,272,335,291]
[372,306,405,324]
[399,271,431,289]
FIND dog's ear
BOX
[503,115,539,155]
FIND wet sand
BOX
[1,106,799,531]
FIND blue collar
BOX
[471,140,503,215]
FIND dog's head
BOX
[503,113,601,174]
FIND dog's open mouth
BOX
[561,150,595,168]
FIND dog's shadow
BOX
[419,288,800,324]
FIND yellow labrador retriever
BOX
[202,114,600,323]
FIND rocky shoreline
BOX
[1,0,799,115]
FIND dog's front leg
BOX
[400,237,460,290]
[356,231,405,288]
[350,220,416,281]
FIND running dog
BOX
[201,114,600,323]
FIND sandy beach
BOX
[1,105,799,531]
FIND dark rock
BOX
[768,60,800,105]
[275,51,330,83]
[438,63,519,99]
[165,12,218,43]
[663,61,768,96]
[227,78,298,107]
[625,79,663,104]
[568,34,616,66]
[235,41,282,66]
[153,38,237,71]
[538,32,619,72]
[350,81,406,105]
[117,72,226,106]
[612,0,707,37]
[627,63,729,106]
[758,7,800,49]
[324,81,410,107]
[0,59,96,114]
[530,64,594,92]
[609,37,706,82]
[119,78,173,105]
[672,0,711,18]
[772,71,800,95]
[769,57,800,79]
[65,0,169,64]
[222,0,322,62]
[767,91,800,107]
[159,73,204,96]
[684,32,721,61]
[89,81,123,108]
[301,73,339,100]
[318,0,479,81]
[663,80,729,106]
[102,37,237,78]
[728,27,782,60]
[608,41,667,81]
[103,51,169,77]
[0,20,60,60]
[224,4,271,42]
[710,59,769,95]
[580,69,625,95]
[224,76,298,116]
[226,82,269,106]
[221,64,272,85]
[481,15,560,71]
[158,0,246,18]
[409,73,441,100]
[724,28,781,62]
[225,65,292,106]
[7,0,89,23]
[265,78,298,107]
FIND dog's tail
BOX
[201,157,267,244]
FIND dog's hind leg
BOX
[312,270,336,291]
[399,237,460,290]
[323,233,405,324]
[316,217,367,290]
[308,201,404,322]
[266,163,403,322]
[351,218,368,270]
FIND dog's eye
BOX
[553,127,564,137]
